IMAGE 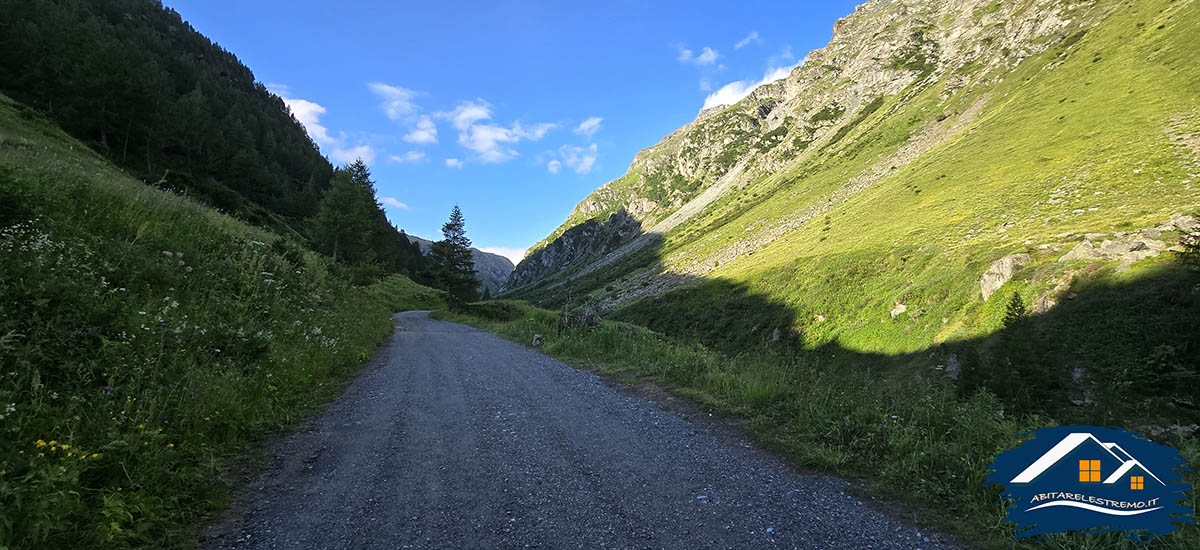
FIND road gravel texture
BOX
[202,311,958,549]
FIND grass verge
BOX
[435,300,1199,549]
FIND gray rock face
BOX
[1171,212,1198,231]
[406,235,515,293]
[1058,234,1166,268]
[980,253,1032,300]
[506,208,643,290]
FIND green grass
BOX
[439,301,1200,549]
[0,93,442,548]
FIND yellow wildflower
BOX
[34,439,46,448]
[167,443,175,448]
[60,444,69,451]
[90,453,99,459]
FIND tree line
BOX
[0,0,483,300]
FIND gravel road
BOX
[202,311,958,549]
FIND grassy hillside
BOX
[0,93,442,548]
[507,0,1200,424]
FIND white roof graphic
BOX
[1010,432,1165,486]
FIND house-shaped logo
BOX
[986,425,1194,542]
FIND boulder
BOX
[1170,213,1198,232]
[980,253,1032,300]
[1059,241,1101,262]
[1032,293,1057,314]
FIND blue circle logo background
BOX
[986,425,1195,541]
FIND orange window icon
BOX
[1079,460,1101,482]
[1131,476,1144,490]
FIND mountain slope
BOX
[406,234,515,292]
[0,0,334,234]
[505,0,1200,418]
[0,91,442,548]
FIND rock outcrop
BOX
[505,209,643,290]
[980,254,1032,300]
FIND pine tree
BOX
[1003,292,1027,328]
[429,205,478,308]
[1182,229,1200,271]
[312,169,372,264]
[481,287,492,300]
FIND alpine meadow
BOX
[2,0,1199,549]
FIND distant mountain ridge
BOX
[406,234,514,292]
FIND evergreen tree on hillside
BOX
[1003,292,1027,328]
[0,0,334,229]
[310,159,430,281]
[429,205,478,307]
[481,287,492,301]
[312,170,373,264]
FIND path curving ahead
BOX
[202,311,957,549]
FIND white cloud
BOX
[331,144,377,165]
[734,31,761,49]
[574,117,603,138]
[440,100,493,131]
[404,115,438,144]
[676,44,719,66]
[560,143,598,175]
[389,151,427,164]
[438,99,555,164]
[479,246,528,265]
[460,123,520,163]
[274,88,335,146]
[701,64,796,111]
[368,82,419,120]
[513,121,557,141]
[768,45,796,68]
[547,159,562,174]
[445,158,464,168]
[696,47,718,65]
[380,197,410,210]
[273,84,382,165]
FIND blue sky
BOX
[164,0,860,264]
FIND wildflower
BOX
[90,453,99,459]
[35,439,47,448]
[60,444,69,451]
[102,386,113,392]
[167,443,175,448]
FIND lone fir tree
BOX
[1003,291,1027,327]
[429,205,478,307]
